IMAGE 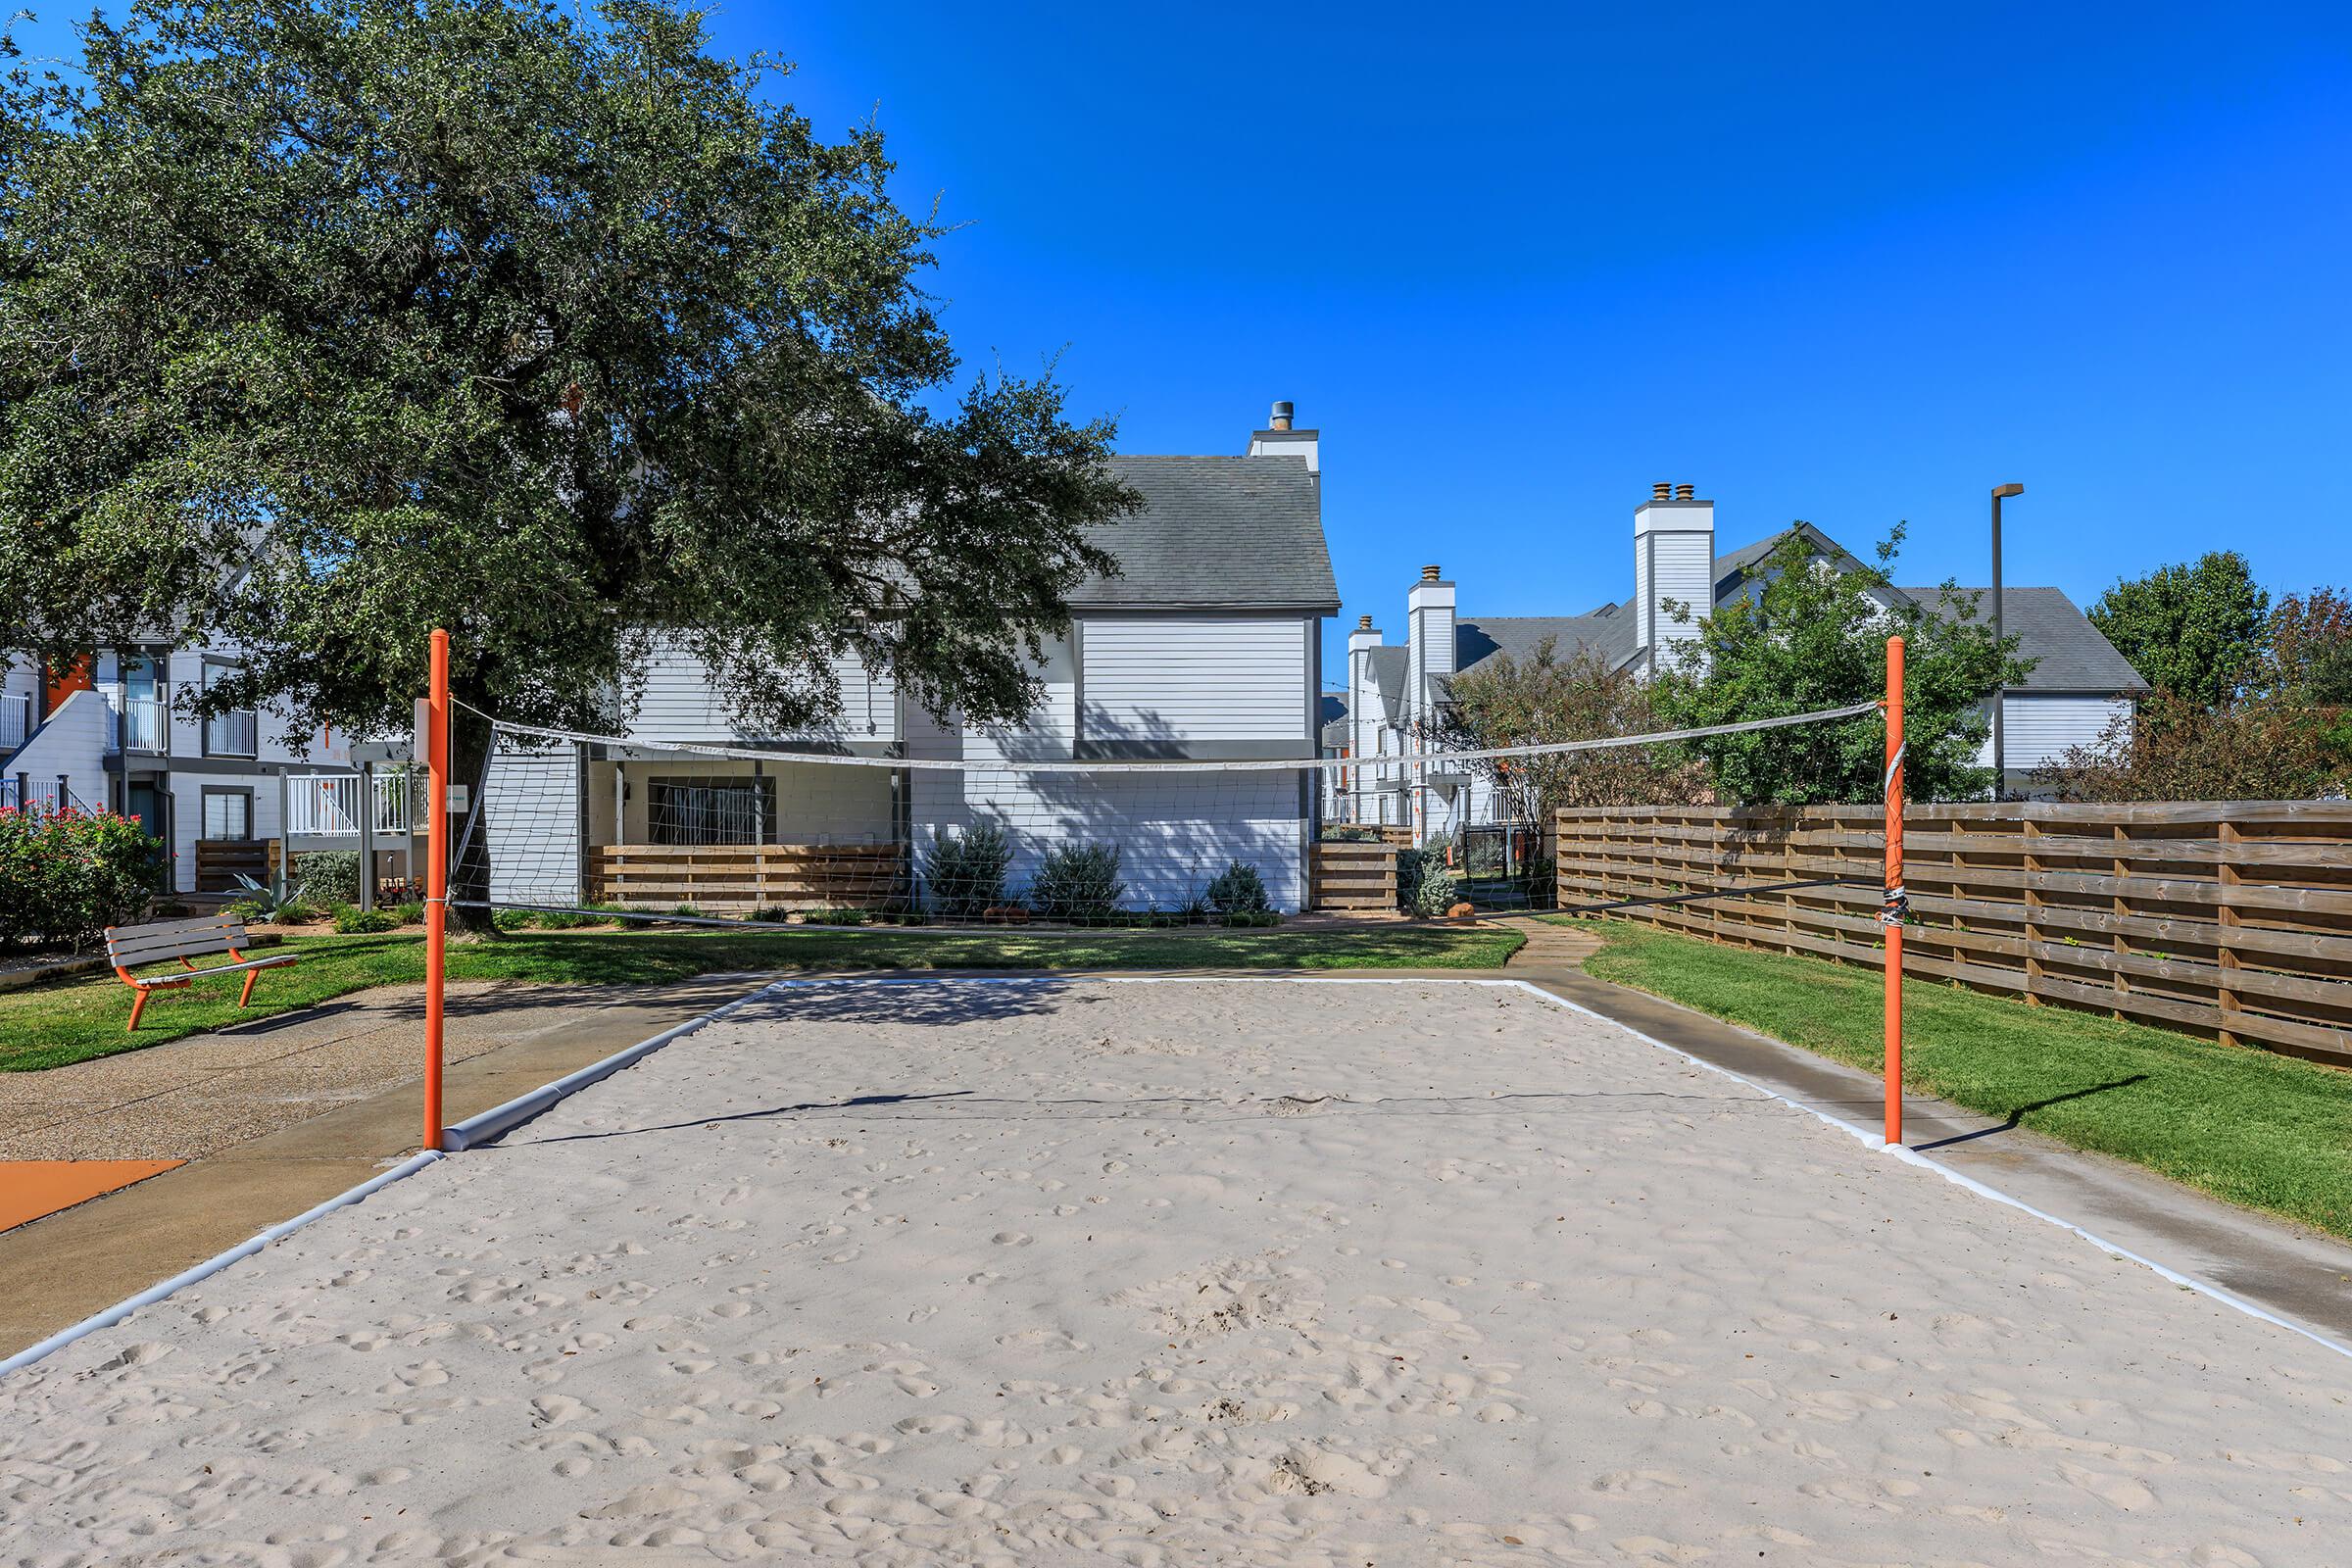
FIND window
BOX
[648,776,776,846]
[202,663,258,758]
[202,788,253,841]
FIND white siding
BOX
[1641,528,1713,667]
[1977,694,2134,775]
[483,743,581,905]
[6,689,109,814]
[905,629,1309,910]
[1079,616,1308,744]
[166,768,282,895]
[627,640,896,744]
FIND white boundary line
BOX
[7,971,2342,1383]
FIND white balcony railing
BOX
[285,772,418,838]
[120,697,168,753]
[205,709,258,758]
[0,693,28,755]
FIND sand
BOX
[2,977,2347,1566]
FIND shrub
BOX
[0,805,166,949]
[1027,842,1125,922]
[393,899,426,925]
[1202,859,1271,917]
[924,822,1013,918]
[492,907,538,931]
[534,905,613,929]
[292,850,362,907]
[331,904,399,934]
[1412,864,1463,918]
[1318,824,1382,843]
[272,898,326,925]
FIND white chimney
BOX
[1635,482,1714,675]
[1405,564,1455,726]
[1248,398,1319,474]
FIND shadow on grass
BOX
[1913,1074,2153,1152]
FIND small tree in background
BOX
[1434,639,1703,817]
[2087,552,2271,708]
[2260,587,2352,706]
[2034,691,2352,803]
[1651,526,2031,806]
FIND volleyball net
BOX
[440,697,1885,933]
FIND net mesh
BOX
[447,699,1879,932]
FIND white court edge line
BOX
[0,976,787,1384]
[8,972,2342,1380]
[766,974,2352,1362]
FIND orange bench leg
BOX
[238,968,261,1008]
[126,988,150,1032]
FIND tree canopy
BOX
[1434,639,1701,816]
[1650,526,2031,806]
[2086,552,2270,708]
[0,0,1134,742]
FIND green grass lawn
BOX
[0,922,1523,1074]
[1549,915,2352,1243]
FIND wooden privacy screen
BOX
[587,843,909,913]
[1309,842,1398,910]
[1553,802,2352,1067]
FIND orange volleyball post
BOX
[423,627,450,1153]
[1883,635,1906,1149]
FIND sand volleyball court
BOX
[4,977,2347,1565]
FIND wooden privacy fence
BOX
[1554,801,2352,1067]
[193,838,276,893]
[1309,842,1399,911]
[587,843,909,914]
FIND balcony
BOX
[285,772,418,838]
[108,697,169,755]
[204,709,258,759]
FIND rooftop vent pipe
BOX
[1675,483,1695,501]
[1269,400,1294,431]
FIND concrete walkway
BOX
[0,974,769,1356]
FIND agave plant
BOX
[228,872,313,919]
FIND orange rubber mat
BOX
[0,1160,184,1234]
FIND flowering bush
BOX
[0,805,167,950]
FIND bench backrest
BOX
[105,913,253,966]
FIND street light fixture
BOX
[1990,483,2025,795]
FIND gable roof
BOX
[1451,608,1641,678]
[1899,585,2149,693]
[1071,455,1339,612]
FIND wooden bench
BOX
[105,914,302,1031]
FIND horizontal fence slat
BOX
[1556,800,2352,1062]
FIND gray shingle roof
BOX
[1453,609,1641,676]
[1071,455,1339,611]
[1899,585,2149,693]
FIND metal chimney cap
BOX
[1420,564,1442,583]
[1356,613,1374,630]
[1674,483,1695,502]
[1269,400,1295,431]
[1651,481,1672,501]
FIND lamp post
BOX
[1990,483,2025,795]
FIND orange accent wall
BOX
[43,656,94,715]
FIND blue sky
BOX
[14,2,2351,680]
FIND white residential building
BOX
[1338,482,2148,838]
[482,402,1342,913]
[1,644,409,895]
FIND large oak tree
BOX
[0,0,1133,774]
